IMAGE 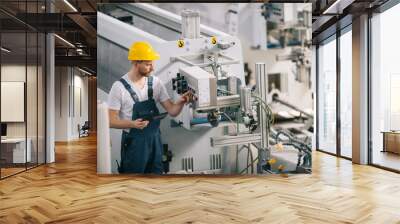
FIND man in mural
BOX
[108,41,193,174]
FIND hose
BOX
[252,95,274,128]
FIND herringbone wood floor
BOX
[1,135,400,224]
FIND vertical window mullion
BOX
[25,0,28,171]
[0,17,2,179]
[336,27,341,157]
[367,11,373,165]
[36,0,39,167]
[316,45,320,151]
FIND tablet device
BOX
[152,112,168,121]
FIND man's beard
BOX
[138,68,151,77]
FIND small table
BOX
[1,138,31,164]
[381,131,400,154]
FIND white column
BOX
[45,0,56,163]
[352,14,369,164]
[46,32,55,163]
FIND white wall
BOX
[1,65,26,140]
[55,67,89,141]
[1,65,39,137]
[72,73,89,138]
[1,65,26,81]
[55,67,69,141]
[1,65,25,128]
[1,64,46,164]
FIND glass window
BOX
[339,28,352,158]
[318,36,337,154]
[371,3,400,171]
[1,30,28,178]
[0,1,46,179]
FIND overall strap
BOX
[147,76,154,100]
[119,78,139,102]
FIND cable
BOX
[240,157,258,174]
[221,111,235,124]
[253,98,274,131]
[220,111,238,132]
[251,94,274,126]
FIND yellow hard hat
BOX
[128,41,160,61]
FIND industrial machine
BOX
[97,3,311,175]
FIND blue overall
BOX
[118,76,163,174]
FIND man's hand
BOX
[131,118,149,129]
[109,110,149,129]
[160,91,197,117]
[178,91,196,105]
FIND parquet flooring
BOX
[1,135,400,223]
[1,167,26,178]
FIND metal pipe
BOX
[171,55,239,68]
[272,96,313,118]
[210,133,261,147]
[181,9,200,39]
[132,3,229,38]
[240,87,252,114]
[255,63,269,173]
[255,63,268,149]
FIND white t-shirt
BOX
[108,74,170,131]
